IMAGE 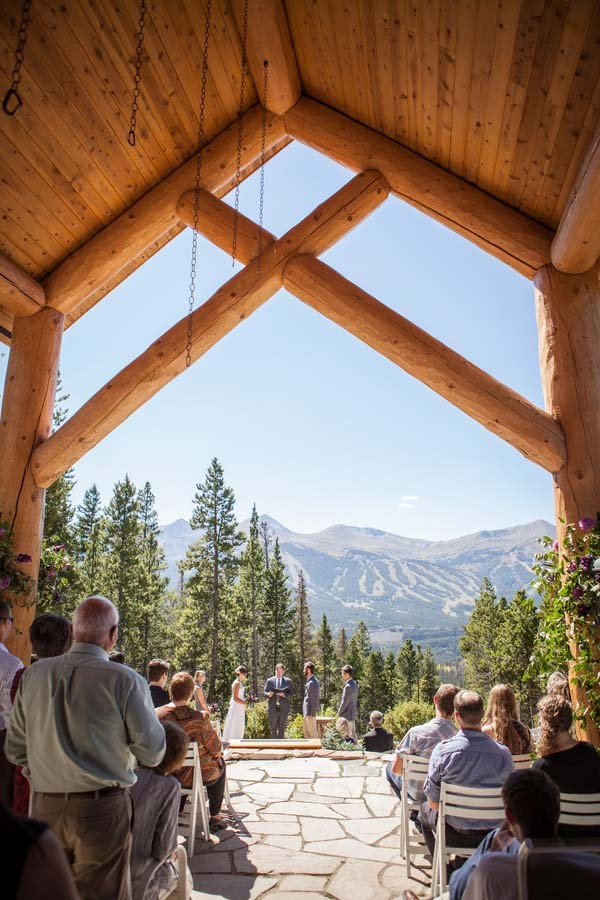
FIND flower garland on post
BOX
[0,520,35,602]
[533,516,600,734]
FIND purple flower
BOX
[0,574,10,590]
[595,574,600,584]
[580,555,594,571]
[567,561,578,573]
[572,585,584,600]
[552,540,560,552]
[578,517,596,532]
[577,603,590,617]
[0,527,6,539]
[15,553,32,564]
[547,574,556,582]
[46,566,58,579]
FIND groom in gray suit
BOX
[302,661,320,739]
[264,663,293,739]
[338,664,359,741]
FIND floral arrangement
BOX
[208,702,221,719]
[533,515,600,730]
[38,542,75,611]
[0,520,35,601]
[247,691,259,704]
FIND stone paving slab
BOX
[190,755,427,899]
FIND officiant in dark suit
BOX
[264,663,293,739]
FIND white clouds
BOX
[399,494,420,510]
[401,495,420,501]
[398,502,414,509]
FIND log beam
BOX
[0,308,64,663]
[551,122,600,274]
[285,97,554,279]
[31,171,389,488]
[42,105,289,317]
[177,190,277,260]
[535,262,600,744]
[231,0,301,115]
[0,252,45,318]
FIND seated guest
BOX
[386,683,459,802]
[0,599,24,809]
[148,658,170,708]
[419,690,514,861]
[109,650,126,664]
[336,716,356,744]
[194,669,209,714]
[363,710,394,752]
[1,804,79,900]
[482,684,532,755]
[130,721,192,900]
[11,612,71,815]
[533,694,600,837]
[546,671,571,702]
[157,672,227,830]
[6,595,166,900]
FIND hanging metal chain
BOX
[127,0,147,146]
[231,0,249,267]
[185,0,212,368]
[256,60,269,276]
[3,0,32,116]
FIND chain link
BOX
[127,0,147,146]
[186,0,212,368]
[256,61,269,276]
[3,0,32,116]
[231,0,249,268]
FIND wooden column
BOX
[535,262,600,745]
[0,308,64,662]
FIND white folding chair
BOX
[431,783,505,895]
[512,753,535,770]
[559,792,600,831]
[516,838,600,900]
[178,744,209,856]
[134,844,189,900]
[399,754,430,877]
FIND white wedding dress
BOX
[222,679,245,742]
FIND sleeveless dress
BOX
[222,679,245,742]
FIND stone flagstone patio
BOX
[189,755,430,899]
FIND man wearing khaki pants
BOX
[303,661,320,739]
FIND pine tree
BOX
[497,590,541,724]
[185,459,244,696]
[383,651,398,707]
[296,570,313,664]
[335,626,348,662]
[259,520,272,569]
[347,621,372,682]
[173,556,210,675]
[75,484,103,595]
[420,646,439,702]
[397,638,419,700]
[43,373,76,548]
[98,475,144,666]
[459,578,504,696]
[137,482,171,668]
[237,504,266,694]
[261,538,296,673]
[361,650,387,725]
[315,613,337,707]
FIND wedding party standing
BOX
[222,665,248,743]
[302,661,320,739]
[194,669,209,714]
[338,664,359,742]
[264,663,293,739]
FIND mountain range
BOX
[159,516,554,644]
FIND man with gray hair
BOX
[363,710,394,752]
[7,595,165,900]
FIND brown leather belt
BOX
[37,786,127,799]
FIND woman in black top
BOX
[532,694,600,837]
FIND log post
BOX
[534,262,600,745]
[0,308,64,662]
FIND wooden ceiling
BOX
[0,0,599,330]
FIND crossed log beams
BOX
[31,171,388,488]
[178,193,566,474]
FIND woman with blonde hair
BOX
[482,684,532,754]
[533,694,600,836]
[546,671,571,702]
[193,669,209,714]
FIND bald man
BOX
[7,595,165,900]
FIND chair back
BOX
[517,839,600,900]
[440,782,505,823]
[512,753,535,770]
[400,754,431,879]
[559,792,600,828]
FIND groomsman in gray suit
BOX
[264,663,293,739]
[338,664,359,741]
[302,661,320,739]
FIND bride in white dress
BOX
[222,665,248,742]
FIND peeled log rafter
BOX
[231,0,301,115]
[177,190,277,260]
[551,122,600,274]
[283,255,566,473]
[0,252,45,318]
[31,171,389,488]
[42,106,289,316]
[285,97,554,279]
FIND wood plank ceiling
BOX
[0,0,599,295]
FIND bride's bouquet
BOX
[209,702,221,719]
[247,692,259,704]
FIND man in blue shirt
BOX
[419,689,514,860]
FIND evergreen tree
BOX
[497,590,541,724]
[237,504,266,694]
[420,646,439,702]
[296,569,313,664]
[261,538,296,673]
[173,556,210,675]
[137,482,171,668]
[75,484,104,595]
[383,651,398,707]
[335,626,348,662]
[459,578,504,696]
[42,373,76,548]
[98,475,143,666]
[259,520,272,569]
[397,638,419,700]
[361,650,387,725]
[185,459,244,696]
[347,621,372,681]
[314,613,337,707]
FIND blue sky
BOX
[1,141,555,540]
